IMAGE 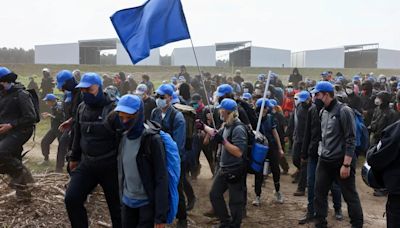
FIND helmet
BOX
[361,161,384,189]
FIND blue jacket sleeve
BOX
[172,112,186,159]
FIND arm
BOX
[341,106,356,159]
[272,128,284,157]
[226,125,247,158]
[151,135,169,225]
[172,112,186,157]
[70,105,83,162]
[9,91,36,128]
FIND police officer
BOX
[312,81,363,228]
[150,84,187,228]
[64,73,122,228]
[0,67,36,197]
[39,94,64,169]
[199,98,247,228]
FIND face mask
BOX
[294,99,300,107]
[314,98,325,109]
[374,98,382,106]
[287,88,293,93]
[82,89,103,105]
[345,88,354,95]
[271,109,277,114]
[219,115,225,121]
[62,78,77,91]
[243,88,249,93]
[0,82,12,91]
[192,103,199,110]
[0,83,4,91]
[156,98,168,109]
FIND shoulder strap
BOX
[167,107,177,134]
[227,121,245,142]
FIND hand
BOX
[278,149,284,158]
[340,165,350,179]
[284,137,289,143]
[154,224,165,228]
[69,161,79,172]
[213,132,224,144]
[195,119,205,130]
[0,124,13,134]
[41,112,50,118]
[59,119,72,132]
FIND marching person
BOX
[64,73,122,228]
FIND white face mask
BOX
[345,88,354,95]
[243,88,249,93]
[374,98,382,106]
[294,99,300,107]
[156,98,168,109]
[287,88,293,93]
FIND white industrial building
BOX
[171,41,291,67]
[35,38,160,65]
[292,43,400,69]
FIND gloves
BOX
[195,119,205,130]
[213,132,224,144]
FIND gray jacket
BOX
[320,100,356,163]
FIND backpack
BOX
[227,121,269,174]
[26,89,41,124]
[354,110,370,156]
[171,104,196,150]
[145,121,181,224]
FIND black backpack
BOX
[27,89,41,124]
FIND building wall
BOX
[345,49,378,68]
[171,45,216,66]
[35,43,79,64]
[303,48,345,68]
[378,49,400,69]
[230,47,251,67]
[291,51,306,68]
[116,43,160,65]
[250,46,291,68]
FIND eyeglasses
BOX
[155,94,166,99]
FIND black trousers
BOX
[314,159,363,228]
[176,162,187,220]
[210,168,245,228]
[387,194,400,228]
[182,162,195,201]
[57,131,70,171]
[40,128,61,159]
[121,203,154,228]
[64,160,121,228]
[0,128,33,178]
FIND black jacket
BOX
[71,95,120,162]
[292,103,311,142]
[367,120,400,194]
[370,107,398,144]
[0,84,36,130]
[117,121,169,224]
[301,104,321,160]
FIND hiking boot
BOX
[298,213,315,225]
[186,196,196,211]
[176,219,188,228]
[252,196,261,206]
[9,166,35,188]
[293,190,305,196]
[335,209,344,221]
[315,219,328,228]
[203,209,216,218]
[274,191,284,204]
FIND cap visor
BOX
[114,105,138,115]
[310,89,319,94]
[216,92,225,97]
[76,82,92,88]
[56,83,63,89]
[155,89,166,96]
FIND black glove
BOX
[195,119,205,130]
[213,132,224,144]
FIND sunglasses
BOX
[155,94,166,99]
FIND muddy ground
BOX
[0,142,387,228]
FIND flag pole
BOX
[189,38,217,129]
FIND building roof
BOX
[215,41,251,51]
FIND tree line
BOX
[0,47,35,64]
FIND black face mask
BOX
[314,99,324,109]
[62,78,77,91]
[0,84,4,91]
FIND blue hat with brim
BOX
[0,67,12,79]
[269,99,278,107]
[297,91,311,102]
[76,72,102,88]
[216,84,233,97]
[43,93,57,101]
[242,92,252,100]
[56,70,73,89]
[156,84,174,96]
[114,95,141,114]
[311,81,334,94]
[217,98,237,111]
[256,98,273,109]
[172,92,180,104]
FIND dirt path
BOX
[19,142,387,228]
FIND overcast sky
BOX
[1,0,399,55]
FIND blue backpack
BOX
[354,110,370,156]
[159,130,181,224]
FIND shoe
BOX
[37,159,50,166]
[293,190,305,196]
[176,219,188,228]
[298,213,315,225]
[274,191,284,204]
[335,209,343,221]
[186,196,196,211]
[252,196,261,206]
[203,209,216,218]
[373,189,388,197]
[315,219,328,228]
[9,166,35,188]
[281,170,289,175]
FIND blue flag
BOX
[111,0,191,64]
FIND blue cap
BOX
[76,72,102,88]
[368,76,376,82]
[311,81,334,94]
[270,72,278,78]
[171,76,177,82]
[178,76,186,82]
[256,98,273,109]
[241,92,252,100]
[43,93,57,101]
[258,74,266,81]
[64,91,72,103]
[172,92,180,104]
[216,84,233,97]
[321,71,329,77]
[269,99,278,107]
[56,70,73,89]
[0,67,12,79]
[297,91,310,102]
[217,98,237,111]
[156,84,174,96]
[397,82,400,89]
[114,94,141,114]
[336,76,345,82]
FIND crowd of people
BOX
[1,65,400,228]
